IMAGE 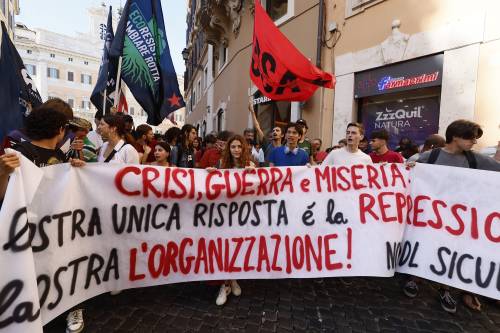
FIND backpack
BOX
[427,148,477,169]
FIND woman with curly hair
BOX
[207,134,256,305]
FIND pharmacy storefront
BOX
[354,54,443,149]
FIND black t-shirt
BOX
[13,142,67,167]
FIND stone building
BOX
[0,0,19,37]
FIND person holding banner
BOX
[322,122,372,166]
[151,141,172,167]
[97,114,139,164]
[206,134,256,305]
[0,152,20,205]
[172,124,197,168]
[406,119,500,313]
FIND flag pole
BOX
[102,90,107,115]
[113,56,123,107]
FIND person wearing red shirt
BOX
[369,130,404,163]
[199,130,233,168]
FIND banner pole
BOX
[113,56,123,107]
[102,90,107,115]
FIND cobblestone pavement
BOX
[44,276,500,332]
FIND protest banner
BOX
[398,163,500,299]
[0,160,498,333]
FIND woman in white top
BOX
[97,114,140,164]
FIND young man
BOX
[244,128,265,165]
[11,104,85,333]
[404,119,499,314]
[268,123,309,167]
[135,124,156,164]
[369,130,404,163]
[296,118,313,163]
[264,126,284,163]
[322,122,372,165]
[312,138,328,164]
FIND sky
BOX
[16,0,187,75]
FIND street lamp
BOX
[182,48,189,61]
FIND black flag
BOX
[91,6,118,116]
[0,22,42,142]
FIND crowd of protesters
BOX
[0,97,499,332]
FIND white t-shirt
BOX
[87,130,104,150]
[251,146,265,163]
[322,147,372,165]
[97,139,140,164]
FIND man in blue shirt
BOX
[269,122,309,167]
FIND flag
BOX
[250,2,334,101]
[91,6,118,116]
[117,89,128,114]
[110,0,185,125]
[0,22,42,142]
[168,111,177,125]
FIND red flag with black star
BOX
[250,1,334,101]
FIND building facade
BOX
[184,0,321,139]
[328,0,500,149]
[184,0,499,150]
[0,0,18,37]
[14,4,148,128]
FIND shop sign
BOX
[362,97,440,148]
[355,54,443,98]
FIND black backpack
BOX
[427,148,477,169]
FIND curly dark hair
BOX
[25,106,68,140]
[220,135,252,169]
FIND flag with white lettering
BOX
[109,0,184,125]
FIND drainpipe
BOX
[316,0,324,67]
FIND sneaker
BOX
[403,280,419,298]
[216,284,231,306]
[110,290,122,296]
[230,280,241,296]
[438,289,457,313]
[66,309,84,333]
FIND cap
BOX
[296,118,308,129]
[68,117,92,130]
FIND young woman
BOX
[97,114,139,164]
[172,124,197,167]
[151,142,171,167]
[207,135,255,305]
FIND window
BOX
[203,65,208,91]
[217,109,224,132]
[26,49,32,54]
[218,46,228,70]
[346,0,385,17]
[25,64,36,76]
[81,100,90,110]
[68,57,73,62]
[47,67,59,79]
[67,98,74,108]
[84,61,89,65]
[0,1,5,14]
[264,0,293,23]
[130,107,135,115]
[67,71,74,82]
[50,53,55,58]
[81,74,92,85]
[197,79,201,102]
[192,89,196,107]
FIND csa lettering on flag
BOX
[110,0,185,126]
[0,22,43,142]
[250,2,334,101]
[91,6,118,116]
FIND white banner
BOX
[0,158,498,333]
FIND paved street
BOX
[44,276,500,332]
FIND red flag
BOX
[117,90,128,114]
[250,2,334,101]
[168,111,178,125]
